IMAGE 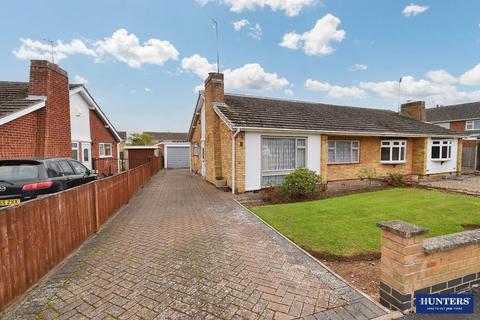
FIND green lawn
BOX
[251,188,480,257]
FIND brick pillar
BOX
[377,220,428,312]
[29,60,71,158]
[320,135,328,182]
[456,138,463,176]
[204,72,224,183]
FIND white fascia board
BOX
[0,101,46,126]
[124,145,159,150]
[236,126,463,138]
[70,86,122,142]
[187,92,205,140]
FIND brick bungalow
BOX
[188,73,463,193]
[426,102,480,172]
[0,60,122,176]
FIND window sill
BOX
[99,156,113,159]
[431,158,451,162]
[380,161,406,165]
[328,161,360,165]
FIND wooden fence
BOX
[0,157,162,312]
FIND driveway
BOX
[419,175,480,195]
[2,170,387,320]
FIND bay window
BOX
[261,137,306,187]
[328,140,359,164]
[380,140,406,163]
[431,140,452,161]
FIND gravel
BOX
[420,176,480,194]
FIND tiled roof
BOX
[426,102,480,122]
[215,94,459,136]
[144,132,188,142]
[0,81,44,120]
[118,131,127,140]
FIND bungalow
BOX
[0,60,122,176]
[426,102,480,172]
[187,73,463,193]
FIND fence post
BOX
[94,183,100,232]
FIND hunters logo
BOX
[416,294,474,314]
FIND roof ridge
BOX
[224,92,397,113]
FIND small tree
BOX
[283,168,322,200]
[357,167,381,189]
[128,133,156,146]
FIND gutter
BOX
[231,128,241,194]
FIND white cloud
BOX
[233,19,250,31]
[360,74,480,105]
[194,84,204,93]
[198,0,320,16]
[349,63,368,72]
[94,29,179,68]
[144,87,151,92]
[13,29,179,69]
[403,4,429,17]
[459,64,480,85]
[280,14,346,56]
[73,75,88,84]
[224,63,289,91]
[284,88,294,96]
[181,54,217,79]
[305,79,367,98]
[181,55,288,92]
[13,38,96,62]
[426,69,457,84]
[248,24,263,40]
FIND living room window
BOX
[328,140,359,164]
[261,137,307,187]
[99,143,113,158]
[380,140,406,164]
[431,140,452,161]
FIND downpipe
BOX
[232,128,240,194]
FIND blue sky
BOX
[1,0,480,133]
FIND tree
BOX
[127,133,156,146]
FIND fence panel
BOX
[0,159,161,312]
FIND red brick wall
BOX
[0,111,41,159]
[90,110,118,176]
[29,60,71,157]
[449,120,466,132]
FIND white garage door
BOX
[166,146,190,168]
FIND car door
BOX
[68,160,96,185]
[57,160,79,188]
[45,160,69,191]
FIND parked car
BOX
[0,158,97,207]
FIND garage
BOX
[165,145,190,169]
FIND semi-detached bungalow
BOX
[188,73,463,193]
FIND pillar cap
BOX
[377,220,429,238]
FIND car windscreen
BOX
[0,163,41,181]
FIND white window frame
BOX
[431,139,453,161]
[466,120,480,131]
[328,140,360,164]
[380,140,407,164]
[99,143,113,158]
[71,142,79,161]
[260,136,307,187]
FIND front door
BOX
[201,140,206,177]
[81,143,92,169]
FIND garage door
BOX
[166,146,190,168]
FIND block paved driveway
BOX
[2,170,387,320]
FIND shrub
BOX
[260,186,286,203]
[385,173,406,187]
[283,168,322,200]
[215,176,224,180]
[357,167,381,180]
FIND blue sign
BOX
[416,294,474,314]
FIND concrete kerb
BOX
[231,198,392,317]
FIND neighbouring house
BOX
[188,73,463,193]
[426,102,480,172]
[0,60,122,176]
[144,131,190,169]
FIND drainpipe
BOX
[232,128,240,194]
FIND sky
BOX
[1,1,480,133]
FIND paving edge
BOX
[232,198,391,316]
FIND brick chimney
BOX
[29,60,72,157]
[203,72,224,183]
[400,101,426,121]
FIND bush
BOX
[283,168,322,200]
[260,186,286,203]
[357,167,381,180]
[385,173,406,187]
